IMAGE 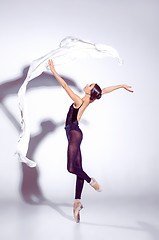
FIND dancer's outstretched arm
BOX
[48,59,82,107]
[102,84,133,95]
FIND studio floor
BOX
[1,197,158,240]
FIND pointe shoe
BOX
[73,202,83,223]
[89,178,102,192]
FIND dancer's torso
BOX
[65,102,83,126]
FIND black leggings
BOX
[65,124,91,199]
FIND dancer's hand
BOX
[48,59,56,73]
[123,85,134,93]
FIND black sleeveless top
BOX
[65,103,83,127]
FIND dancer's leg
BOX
[67,130,91,183]
[75,149,84,199]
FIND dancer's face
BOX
[83,83,95,94]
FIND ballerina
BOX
[48,59,133,223]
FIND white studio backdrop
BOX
[0,0,159,203]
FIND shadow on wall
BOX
[0,67,83,220]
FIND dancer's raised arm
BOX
[102,84,133,95]
[48,59,82,107]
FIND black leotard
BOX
[65,103,83,127]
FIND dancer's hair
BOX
[90,84,102,101]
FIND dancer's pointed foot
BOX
[73,201,83,223]
[89,177,102,192]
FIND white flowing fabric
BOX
[16,36,123,167]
